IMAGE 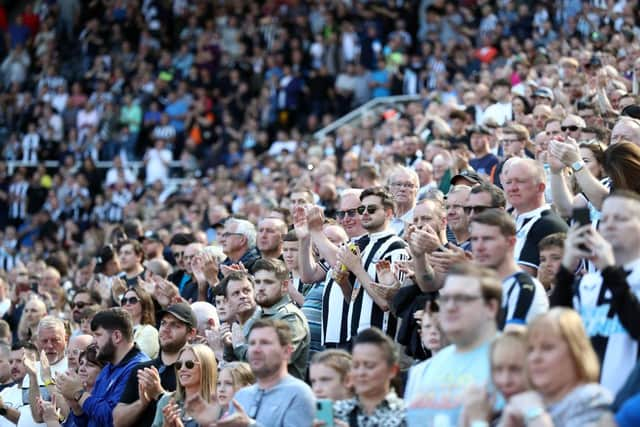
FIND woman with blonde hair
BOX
[502,308,612,427]
[152,344,218,427]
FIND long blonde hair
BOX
[174,344,218,404]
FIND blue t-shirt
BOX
[370,69,390,98]
[470,153,499,178]
[616,393,640,427]
[404,340,495,427]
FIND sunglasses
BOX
[336,209,358,219]
[71,301,89,310]
[175,360,199,370]
[561,125,582,132]
[463,205,492,215]
[120,296,140,306]
[357,205,380,215]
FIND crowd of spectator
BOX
[1,0,640,426]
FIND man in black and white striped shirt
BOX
[336,186,410,340]
[8,171,29,227]
[470,208,549,329]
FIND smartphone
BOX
[572,207,591,251]
[572,207,591,227]
[316,399,334,426]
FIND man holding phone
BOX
[552,190,640,395]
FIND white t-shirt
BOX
[145,148,172,185]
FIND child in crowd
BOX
[460,331,530,426]
[217,362,256,417]
[309,349,354,401]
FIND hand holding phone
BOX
[315,399,334,426]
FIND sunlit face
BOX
[579,147,602,179]
[470,222,513,269]
[119,243,141,272]
[600,196,640,255]
[439,275,492,345]
[420,311,443,353]
[257,218,284,253]
[177,348,201,389]
[247,327,289,379]
[389,171,418,206]
[78,356,102,390]
[412,200,442,233]
[226,279,256,318]
[9,349,28,381]
[445,189,470,233]
[351,343,395,398]
[538,246,563,290]
[502,163,543,211]
[282,241,299,272]
[214,295,230,323]
[359,195,389,232]
[253,270,285,308]
[216,368,237,407]
[492,340,529,400]
[120,290,142,323]
[159,314,191,353]
[310,363,350,401]
[338,194,364,238]
[527,323,579,398]
[37,327,66,365]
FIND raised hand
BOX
[292,206,309,240]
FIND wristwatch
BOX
[73,389,85,402]
[571,161,585,172]
[43,378,56,387]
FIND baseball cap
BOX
[468,125,492,136]
[142,230,161,242]
[533,87,554,101]
[451,170,484,186]
[159,303,198,329]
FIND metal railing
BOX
[5,160,190,185]
[312,94,423,140]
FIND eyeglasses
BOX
[120,296,140,306]
[463,205,492,215]
[221,232,243,239]
[357,205,380,215]
[439,294,482,306]
[561,125,582,132]
[71,301,89,310]
[175,360,199,370]
[390,182,416,189]
[336,209,358,220]
[248,389,265,419]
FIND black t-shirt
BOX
[119,357,177,427]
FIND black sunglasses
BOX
[561,125,581,132]
[357,205,380,215]
[175,360,198,370]
[120,296,140,306]
[71,301,89,310]
[463,205,492,215]
[336,209,358,219]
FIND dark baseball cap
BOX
[142,230,161,242]
[468,125,492,136]
[451,170,484,186]
[159,303,197,329]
